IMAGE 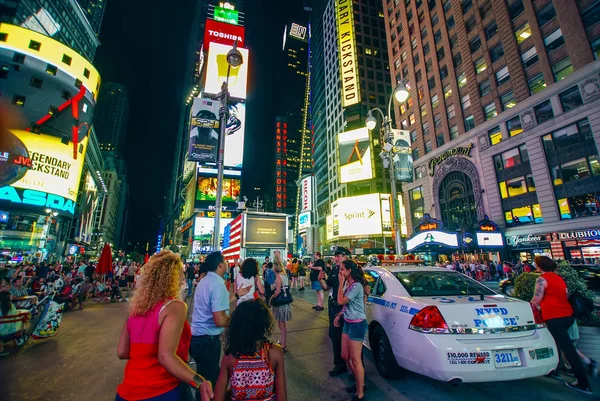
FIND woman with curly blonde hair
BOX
[115,250,213,401]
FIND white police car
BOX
[363,265,558,383]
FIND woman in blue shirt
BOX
[334,260,367,401]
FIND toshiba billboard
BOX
[299,175,313,212]
[204,19,245,50]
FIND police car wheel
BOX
[373,325,400,378]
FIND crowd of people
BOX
[435,259,536,281]
[114,247,369,401]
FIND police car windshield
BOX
[394,271,496,297]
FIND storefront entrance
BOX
[438,171,478,231]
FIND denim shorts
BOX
[342,319,368,341]
[311,281,322,291]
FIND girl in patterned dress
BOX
[214,299,287,401]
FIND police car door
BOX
[364,270,391,349]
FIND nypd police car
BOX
[363,265,558,383]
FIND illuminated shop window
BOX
[504,204,543,227]
[558,193,600,220]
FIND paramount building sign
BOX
[335,0,360,107]
[429,143,474,176]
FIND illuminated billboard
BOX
[194,217,234,239]
[334,194,382,237]
[188,99,245,168]
[214,6,239,25]
[204,43,249,100]
[335,0,360,107]
[204,19,245,49]
[243,214,287,248]
[298,211,311,230]
[195,175,241,210]
[75,171,99,243]
[299,175,313,212]
[476,232,504,247]
[406,231,459,252]
[392,129,413,182]
[0,130,88,215]
[338,128,372,183]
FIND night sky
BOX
[94,0,307,247]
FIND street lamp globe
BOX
[227,47,243,67]
[394,82,410,103]
[365,111,377,130]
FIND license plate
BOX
[493,349,522,368]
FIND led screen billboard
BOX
[204,43,249,100]
[188,99,245,168]
[338,128,372,183]
[0,130,88,215]
[391,129,413,182]
[476,232,504,247]
[75,171,99,243]
[298,211,311,230]
[195,175,241,210]
[334,193,383,237]
[194,217,234,240]
[406,231,459,252]
[214,6,239,25]
[243,214,287,248]
[204,19,245,49]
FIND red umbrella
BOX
[97,243,113,275]
[144,253,149,264]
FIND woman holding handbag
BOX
[270,262,292,353]
[235,258,264,305]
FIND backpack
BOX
[265,269,276,286]
[230,343,275,400]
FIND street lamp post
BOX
[213,42,244,251]
[365,82,409,256]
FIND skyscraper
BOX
[311,0,395,252]
[0,0,102,61]
[383,0,600,261]
[93,82,130,155]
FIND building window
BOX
[479,78,492,97]
[62,54,72,65]
[436,132,445,147]
[461,94,471,109]
[507,115,523,136]
[431,94,439,108]
[12,95,26,107]
[443,0,452,12]
[428,77,436,89]
[465,16,477,33]
[489,43,504,62]
[450,34,459,49]
[421,103,428,117]
[422,122,430,136]
[484,21,498,40]
[534,100,554,124]
[12,53,25,64]
[444,84,452,99]
[475,57,487,74]
[508,0,524,20]
[402,119,409,129]
[552,57,573,81]
[528,72,546,94]
[0,33,7,42]
[504,204,543,227]
[410,130,418,143]
[499,175,535,199]
[453,52,463,68]
[496,66,510,86]
[464,115,475,131]
[440,65,449,80]
[416,166,426,179]
[521,47,539,68]
[494,144,529,171]
[544,28,565,53]
[434,113,443,128]
[401,51,407,61]
[447,103,456,119]
[470,36,482,53]
[447,15,455,30]
[488,125,502,145]
[515,22,532,44]
[592,38,600,60]
[559,86,584,112]
[412,38,418,49]
[29,40,41,51]
[412,147,420,160]
[484,102,497,120]
[431,13,439,27]
[46,64,57,76]
[537,2,556,27]
[542,119,593,155]
[434,29,442,44]
[462,0,473,13]
[557,193,600,220]
[501,91,517,110]
[450,125,459,139]
[480,1,493,19]
[29,76,43,89]
[409,113,416,125]
[437,47,446,61]
[457,72,467,89]
[410,186,425,227]
[425,140,433,153]
[0,65,8,79]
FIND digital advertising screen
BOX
[194,175,241,210]
[334,193,383,237]
[476,232,504,247]
[188,98,220,163]
[392,129,413,182]
[224,102,245,168]
[0,130,88,215]
[204,43,249,100]
[243,214,287,248]
[204,19,245,49]
[75,171,99,243]
[338,128,373,184]
[193,217,233,240]
[406,231,460,252]
[298,211,311,230]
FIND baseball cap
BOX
[334,246,351,256]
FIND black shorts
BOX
[127,276,134,283]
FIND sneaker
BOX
[312,305,318,309]
[589,360,598,377]
[566,381,593,395]
[328,366,348,377]
[315,306,325,311]
[346,384,367,393]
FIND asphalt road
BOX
[1,285,599,401]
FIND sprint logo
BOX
[344,208,376,220]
